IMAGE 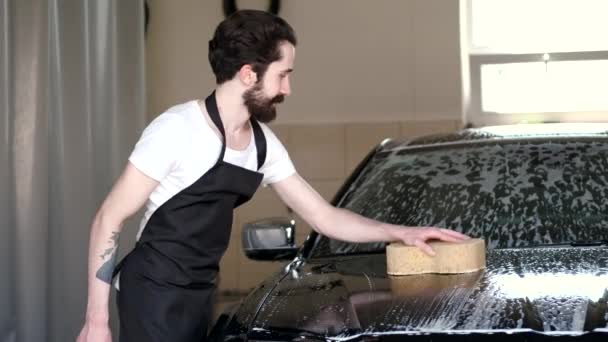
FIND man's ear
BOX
[238,64,257,87]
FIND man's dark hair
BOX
[208,10,297,84]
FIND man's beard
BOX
[243,82,284,123]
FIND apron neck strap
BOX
[250,119,267,170]
[204,91,267,170]
[205,91,227,162]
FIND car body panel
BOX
[249,246,608,339]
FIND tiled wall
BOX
[218,119,462,293]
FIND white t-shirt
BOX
[129,99,296,240]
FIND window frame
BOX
[466,0,608,127]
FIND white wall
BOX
[146,0,463,124]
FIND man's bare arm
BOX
[95,231,121,284]
[271,173,469,256]
[82,162,159,324]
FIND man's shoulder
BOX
[149,100,200,131]
[164,100,199,115]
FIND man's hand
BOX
[387,226,471,256]
[76,321,112,342]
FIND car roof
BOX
[380,123,608,152]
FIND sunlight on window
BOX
[481,60,608,113]
[472,0,608,53]
[494,273,608,300]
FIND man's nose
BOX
[280,78,291,96]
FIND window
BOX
[312,138,608,258]
[466,0,608,126]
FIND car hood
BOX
[250,246,608,340]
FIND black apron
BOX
[114,91,266,342]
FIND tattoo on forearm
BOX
[95,231,120,284]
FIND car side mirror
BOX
[241,217,299,261]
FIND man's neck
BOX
[214,83,250,134]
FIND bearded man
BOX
[76,10,469,342]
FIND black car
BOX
[210,123,608,341]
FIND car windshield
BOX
[312,138,608,258]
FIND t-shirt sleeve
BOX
[128,113,186,181]
[259,125,296,186]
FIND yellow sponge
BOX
[387,238,486,275]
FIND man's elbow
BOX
[91,208,125,233]
[309,205,341,237]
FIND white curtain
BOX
[1,1,146,341]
